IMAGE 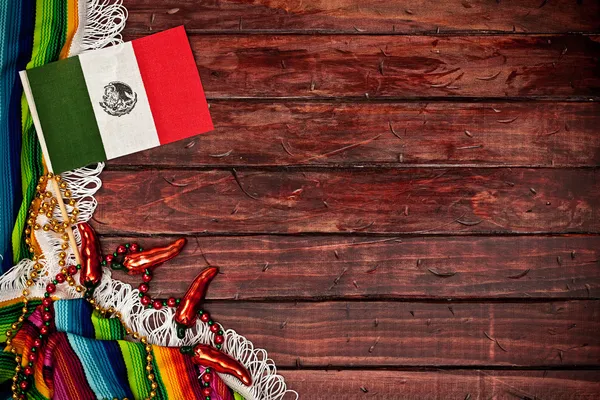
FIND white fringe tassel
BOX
[80,0,128,50]
[0,1,298,398]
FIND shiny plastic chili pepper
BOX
[77,222,103,288]
[174,266,218,338]
[123,237,187,275]
[181,344,252,386]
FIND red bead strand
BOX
[16,240,221,400]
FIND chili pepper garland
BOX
[103,237,187,311]
[9,174,252,399]
[92,230,230,351]
[97,233,252,390]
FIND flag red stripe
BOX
[132,26,213,145]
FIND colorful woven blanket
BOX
[0,297,245,399]
[1,0,81,272]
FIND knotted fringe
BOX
[71,0,128,54]
[93,273,298,400]
[0,1,297,398]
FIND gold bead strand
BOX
[8,295,30,399]
[53,174,79,263]
[143,336,157,399]
[4,297,28,349]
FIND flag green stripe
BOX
[26,56,105,174]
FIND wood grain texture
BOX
[123,0,600,34]
[114,3,600,396]
[198,301,600,367]
[102,235,600,300]
[279,370,600,400]
[93,168,600,235]
[157,35,600,99]
[110,101,600,168]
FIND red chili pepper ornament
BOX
[123,237,187,275]
[174,266,218,339]
[181,344,252,386]
[77,222,103,289]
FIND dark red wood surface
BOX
[93,168,600,235]
[126,34,600,99]
[116,1,600,398]
[112,101,600,168]
[103,235,600,300]
[179,301,600,367]
[281,370,600,399]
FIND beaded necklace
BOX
[6,173,222,400]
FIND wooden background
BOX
[104,1,600,398]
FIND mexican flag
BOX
[20,26,213,174]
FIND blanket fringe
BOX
[81,0,128,50]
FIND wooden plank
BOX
[110,101,600,168]
[123,0,600,34]
[93,168,600,235]
[279,370,600,400]
[102,235,600,300]
[195,301,600,367]
[153,35,600,99]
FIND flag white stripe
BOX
[78,42,160,160]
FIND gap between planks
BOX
[127,29,600,36]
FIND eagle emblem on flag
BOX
[100,81,137,116]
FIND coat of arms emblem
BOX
[99,81,137,116]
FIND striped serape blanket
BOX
[1,0,84,271]
[0,298,245,399]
